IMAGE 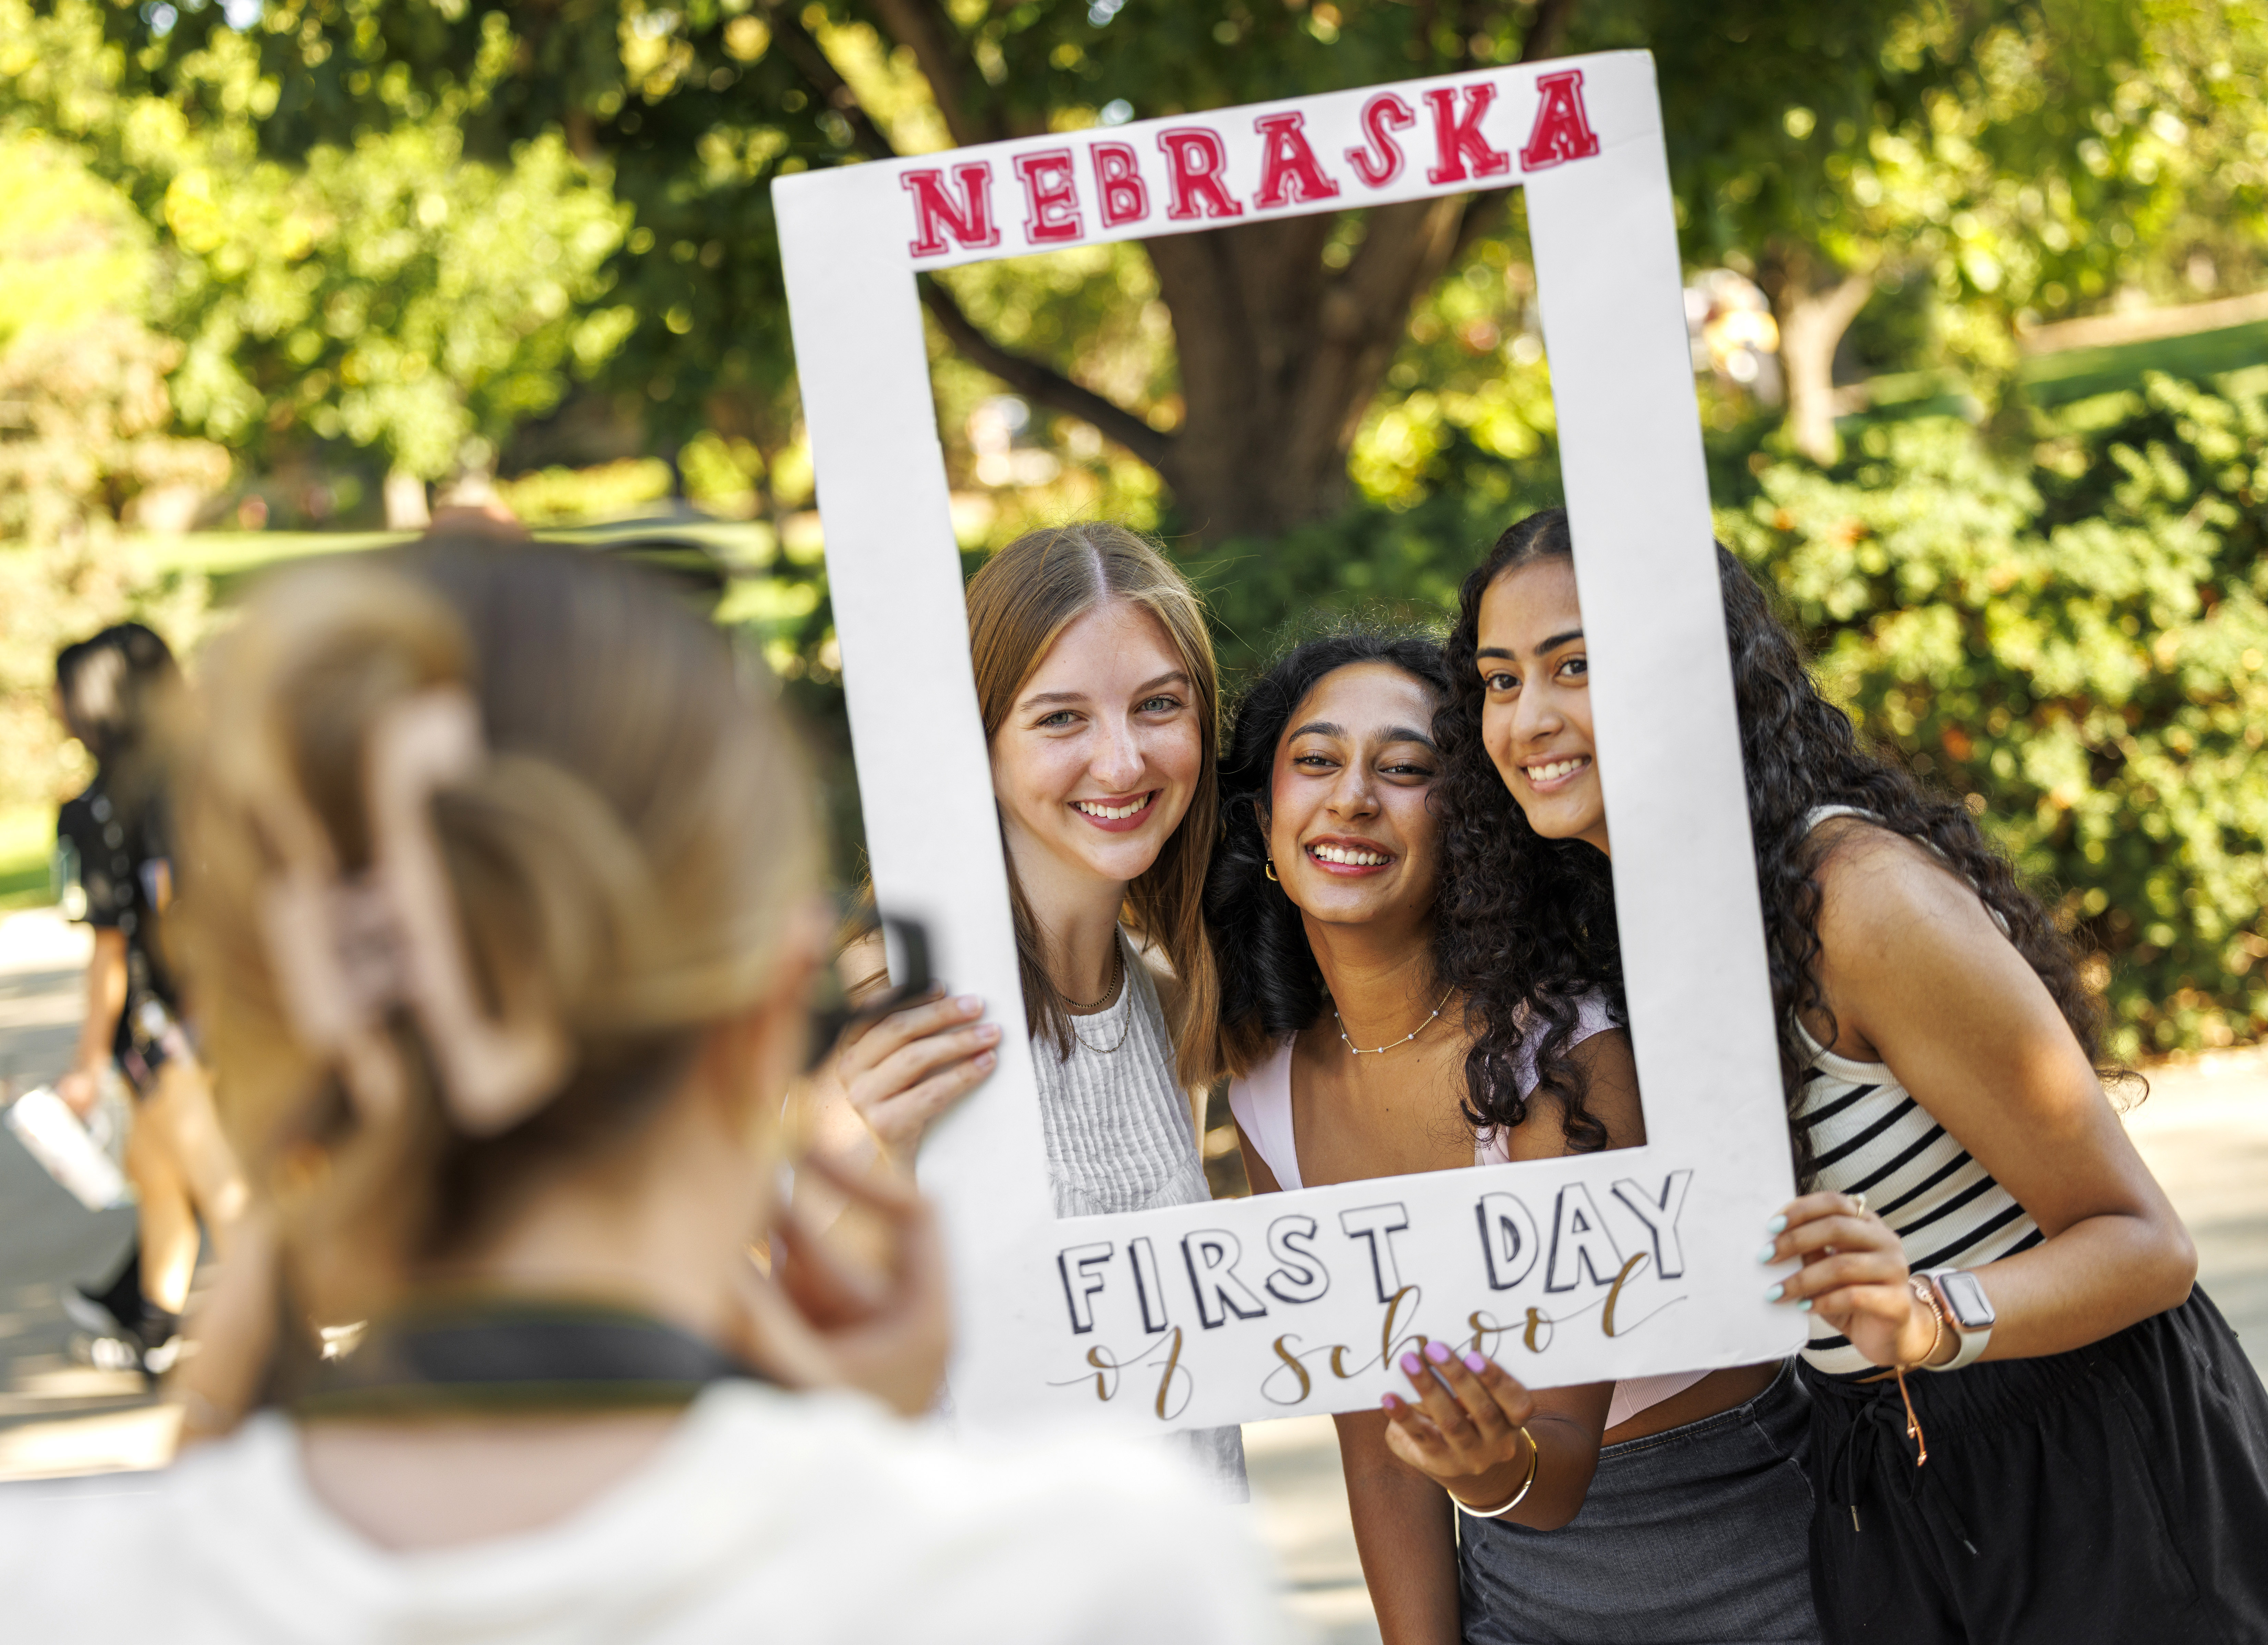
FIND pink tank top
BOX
[1226,1000,1706,1431]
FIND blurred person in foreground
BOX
[52,623,246,1373]
[0,542,1299,1645]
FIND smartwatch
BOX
[1919,1268,1995,1370]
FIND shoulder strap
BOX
[1803,803,1880,833]
[1801,804,2013,936]
[1225,1038,1302,1192]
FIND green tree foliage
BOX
[1685,0,2268,458]
[96,0,1956,538]
[1724,375,2268,1057]
[159,120,633,480]
[2,2,632,486]
[0,131,218,817]
[0,132,229,541]
[1186,367,2268,1059]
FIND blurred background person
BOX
[0,542,1298,1645]
[51,623,245,1375]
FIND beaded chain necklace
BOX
[1333,985,1456,1056]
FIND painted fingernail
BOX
[1424,1341,1451,1365]
[1463,1352,1489,1374]
[1798,1299,1814,1313]
[1765,1282,1785,1302]
[1756,1244,1779,1264]
[1381,1393,1401,1411]
[1400,1352,1423,1376]
[1766,1215,1788,1234]
[957,995,983,1014]
[973,1050,997,1071]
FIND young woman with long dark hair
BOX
[53,623,246,1372]
[1430,507,2268,1642]
[1207,630,1818,1644]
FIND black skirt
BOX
[1803,1287,2268,1644]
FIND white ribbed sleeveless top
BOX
[1032,928,1247,1496]
[1792,806,2042,1378]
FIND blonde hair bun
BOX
[177,541,817,1275]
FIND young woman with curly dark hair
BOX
[1426,507,2268,1644]
[1206,630,1815,1644]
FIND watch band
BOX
[1919,1269,1992,1371]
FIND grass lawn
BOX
[0,806,54,912]
[133,518,778,589]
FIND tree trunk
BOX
[926,195,1475,545]
[1760,244,1875,466]
[1142,196,1466,541]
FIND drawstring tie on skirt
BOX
[1822,1381,1978,1557]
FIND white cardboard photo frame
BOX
[775,49,1804,1436]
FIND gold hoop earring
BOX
[1264,858,1279,882]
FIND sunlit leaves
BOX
[1721,371,2268,1055]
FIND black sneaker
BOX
[61,1286,131,1341]
[136,1307,182,1379]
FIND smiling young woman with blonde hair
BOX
[828,521,1246,1495]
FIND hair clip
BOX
[255,687,569,1138]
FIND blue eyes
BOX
[1036,697,1182,728]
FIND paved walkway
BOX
[0,906,2261,1641]
[0,912,145,1453]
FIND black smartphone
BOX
[804,910,934,1072]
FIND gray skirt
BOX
[1459,1360,1821,1645]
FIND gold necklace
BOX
[1334,985,1455,1056]
[1067,939,1132,1055]
[1061,939,1123,1011]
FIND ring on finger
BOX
[1848,1192,1868,1215]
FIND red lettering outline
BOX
[1091,141,1149,228]
[1424,83,1511,186]
[1519,68,1603,171]
[901,161,1001,258]
[1156,127,1243,221]
[1252,111,1342,209]
[1014,148,1084,245]
[1345,92,1416,188]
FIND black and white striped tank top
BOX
[1792,806,2043,1379]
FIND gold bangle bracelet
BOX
[1451,1424,1540,1520]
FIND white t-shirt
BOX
[0,1381,1307,1645]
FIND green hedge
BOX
[1180,370,2268,1060]
[1722,373,2268,1059]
